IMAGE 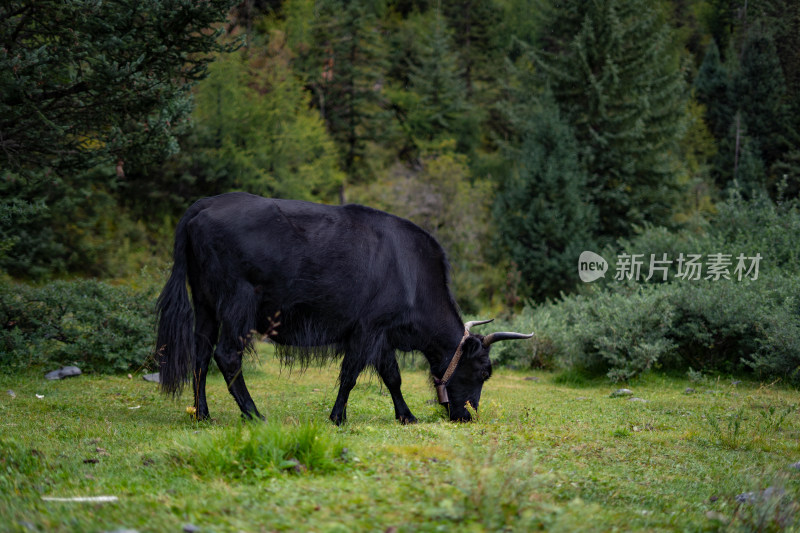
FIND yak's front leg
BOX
[376,352,417,425]
[330,351,368,425]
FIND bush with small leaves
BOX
[0,277,157,373]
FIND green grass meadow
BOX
[2,344,799,532]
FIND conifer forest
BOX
[2,0,800,382]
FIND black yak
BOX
[155,192,532,423]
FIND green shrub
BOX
[498,272,800,383]
[0,277,157,373]
[498,285,677,380]
[493,194,800,383]
[746,289,800,383]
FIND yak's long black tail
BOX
[155,206,199,397]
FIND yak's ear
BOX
[462,336,484,358]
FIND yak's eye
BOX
[481,370,490,380]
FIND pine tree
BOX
[0,0,236,176]
[297,0,390,193]
[709,108,766,196]
[0,0,236,278]
[735,31,791,174]
[698,0,800,198]
[694,40,733,140]
[441,0,503,96]
[406,11,475,151]
[534,0,689,239]
[494,92,597,301]
[700,0,739,59]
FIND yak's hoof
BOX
[398,414,418,425]
[329,412,346,426]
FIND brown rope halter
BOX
[434,319,493,405]
[434,329,469,404]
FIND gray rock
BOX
[610,388,634,398]
[736,486,785,504]
[142,373,160,383]
[44,366,82,380]
[789,461,800,470]
[684,387,695,394]
[763,486,785,498]
[183,524,200,533]
[736,491,756,504]
[628,397,648,403]
[7,390,15,399]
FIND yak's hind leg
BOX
[375,352,417,425]
[213,285,263,420]
[192,301,219,420]
[214,332,263,420]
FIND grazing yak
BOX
[155,192,532,423]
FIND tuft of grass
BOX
[0,438,48,494]
[173,419,347,479]
[757,403,795,434]
[705,407,746,450]
[703,402,798,452]
[445,448,552,530]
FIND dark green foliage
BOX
[441,0,504,96]
[0,0,237,175]
[695,5,800,198]
[0,0,238,280]
[712,116,767,195]
[0,278,157,373]
[694,40,732,140]
[533,0,689,238]
[698,0,739,59]
[0,168,154,280]
[735,31,797,192]
[0,198,46,263]
[493,93,597,301]
[498,274,800,383]
[772,149,800,198]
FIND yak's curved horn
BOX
[482,331,535,347]
[464,319,494,332]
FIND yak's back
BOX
[184,193,454,309]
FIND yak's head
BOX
[441,320,533,422]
